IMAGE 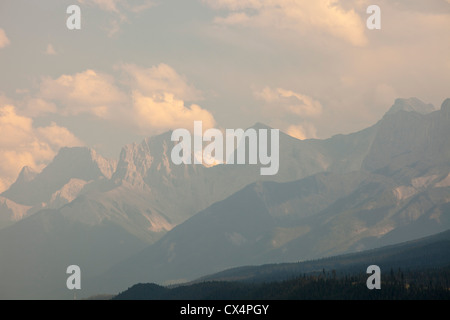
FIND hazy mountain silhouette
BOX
[194,229,450,283]
[114,230,450,300]
[91,99,450,296]
[0,97,448,299]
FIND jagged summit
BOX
[385,97,436,116]
[441,98,450,113]
[1,146,116,206]
[15,166,37,184]
[112,131,177,187]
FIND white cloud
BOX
[203,0,368,46]
[120,63,203,101]
[254,86,321,140]
[132,91,215,134]
[255,87,323,117]
[122,63,213,134]
[0,29,10,49]
[0,94,13,107]
[31,63,215,136]
[39,69,127,117]
[37,122,84,150]
[0,105,83,192]
[24,98,58,117]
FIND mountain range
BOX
[194,229,450,284]
[0,97,449,299]
[113,230,450,300]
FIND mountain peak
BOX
[1,147,116,206]
[251,122,273,130]
[16,166,37,184]
[385,98,436,116]
[441,98,450,113]
[113,131,177,187]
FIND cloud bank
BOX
[203,0,368,46]
[29,63,215,134]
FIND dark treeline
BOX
[114,266,450,300]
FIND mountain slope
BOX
[91,99,450,296]
[0,97,447,299]
[97,166,450,292]
[0,196,33,230]
[113,230,450,300]
[195,229,450,283]
[0,208,147,300]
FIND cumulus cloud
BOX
[30,63,215,135]
[39,69,127,117]
[120,63,203,101]
[0,105,83,192]
[0,29,10,49]
[24,98,58,117]
[122,64,213,134]
[203,0,368,46]
[132,91,215,133]
[36,122,84,150]
[255,86,321,139]
[255,87,323,118]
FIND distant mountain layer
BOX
[115,271,450,299]
[95,166,450,293]
[114,230,450,300]
[195,229,450,283]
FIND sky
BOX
[0,0,449,192]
